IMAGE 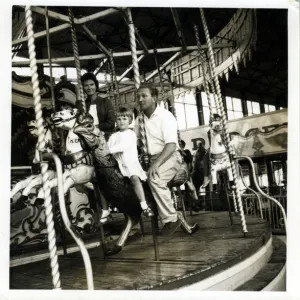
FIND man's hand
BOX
[148,161,160,181]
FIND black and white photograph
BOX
[1,0,299,297]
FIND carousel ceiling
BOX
[12,6,287,106]
[223,9,287,106]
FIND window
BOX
[264,104,276,113]
[201,92,217,125]
[247,100,261,116]
[274,163,285,186]
[43,66,66,83]
[174,91,199,130]
[226,97,243,120]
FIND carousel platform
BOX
[9,212,285,291]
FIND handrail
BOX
[235,155,287,233]
[43,153,94,290]
[238,164,263,218]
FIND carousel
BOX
[10,6,287,290]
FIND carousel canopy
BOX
[12,6,287,106]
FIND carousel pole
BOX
[153,49,181,144]
[25,5,61,289]
[127,7,160,261]
[127,8,148,165]
[193,25,214,125]
[194,24,238,215]
[108,57,117,113]
[200,8,247,234]
[103,68,111,102]
[153,49,168,109]
[68,7,86,113]
[109,50,120,110]
[206,51,239,215]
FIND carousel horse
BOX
[10,105,97,246]
[33,105,95,206]
[10,109,56,208]
[73,113,199,256]
[201,115,235,190]
[11,81,97,235]
[25,79,95,201]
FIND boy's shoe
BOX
[99,210,111,224]
[143,207,154,217]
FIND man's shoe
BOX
[105,245,122,256]
[160,219,181,237]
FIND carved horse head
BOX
[209,113,222,133]
[73,113,116,167]
[51,105,78,130]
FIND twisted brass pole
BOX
[25,5,61,289]
[200,8,247,234]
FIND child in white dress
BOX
[105,107,154,217]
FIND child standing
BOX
[105,107,154,217]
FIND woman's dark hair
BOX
[81,72,99,91]
[138,82,158,97]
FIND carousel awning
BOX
[12,6,287,106]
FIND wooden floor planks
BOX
[10,212,272,290]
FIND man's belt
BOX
[149,150,181,158]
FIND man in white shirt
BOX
[134,83,182,236]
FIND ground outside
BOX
[10,211,285,290]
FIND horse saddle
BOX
[168,161,189,188]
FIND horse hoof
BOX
[105,245,122,256]
[181,223,200,235]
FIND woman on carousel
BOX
[78,72,116,222]
[79,72,116,141]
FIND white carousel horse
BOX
[201,117,234,189]
[35,106,95,199]
[209,127,233,185]
[10,106,98,246]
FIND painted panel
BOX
[180,109,287,157]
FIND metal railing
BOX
[242,193,287,234]
[235,155,287,235]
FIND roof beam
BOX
[16,5,70,22]
[94,58,108,75]
[145,52,181,82]
[12,43,233,66]
[12,8,120,46]
[12,23,71,47]
[170,8,187,51]
[118,55,145,82]
[81,24,111,57]
[99,79,170,88]
[76,8,123,25]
